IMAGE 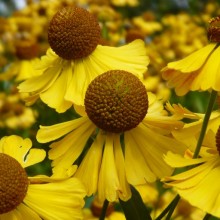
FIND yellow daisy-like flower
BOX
[0,92,36,129]
[18,6,149,113]
[37,70,187,202]
[162,16,220,96]
[163,127,220,218]
[0,135,86,220]
[0,39,40,82]
[162,43,220,96]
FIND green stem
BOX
[193,90,217,158]
[203,213,212,220]
[99,199,109,220]
[155,195,180,220]
[165,195,180,220]
[156,90,217,220]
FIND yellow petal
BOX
[163,157,215,188]
[15,59,39,81]
[164,151,207,168]
[18,62,61,93]
[37,117,89,143]
[65,39,149,106]
[174,159,220,217]
[163,44,216,73]
[132,124,177,178]
[17,203,42,219]
[98,133,120,202]
[49,119,95,172]
[24,178,86,220]
[0,209,22,219]
[113,134,131,201]
[125,130,157,184]
[40,62,73,113]
[75,132,104,196]
[0,135,45,168]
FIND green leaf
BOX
[119,185,152,220]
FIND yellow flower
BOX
[37,70,186,202]
[163,128,220,218]
[0,39,41,82]
[0,92,36,129]
[18,6,149,113]
[162,16,220,96]
[162,43,220,96]
[111,0,139,7]
[0,135,86,220]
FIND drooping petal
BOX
[75,132,105,196]
[16,203,41,220]
[125,123,186,185]
[37,117,90,143]
[0,208,23,220]
[113,134,131,201]
[163,157,220,218]
[98,133,120,202]
[125,131,157,184]
[40,62,73,113]
[18,61,62,94]
[65,39,149,106]
[49,120,95,172]
[24,178,86,220]
[163,44,216,73]
[162,43,220,95]
[164,151,208,168]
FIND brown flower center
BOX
[215,126,220,155]
[15,39,39,60]
[207,16,220,43]
[85,70,148,133]
[0,153,29,214]
[48,6,101,60]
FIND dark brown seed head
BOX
[207,16,220,43]
[48,6,101,60]
[215,126,220,155]
[0,153,29,214]
[85,70,148,133]
[15,39,39,60]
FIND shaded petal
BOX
[24,178,86,220]
[40,62,73,113]
[98,133,120,202]
[163,157,215,188]
[65,59,94,106]
[17,203,41,220]
[0,209,22,220]
[17,62,62,94]
[125,123,186,185]
[125,131,157,184]
[113,134,131,201]
[49,119,95,172]
[75,132,104,196]
[164,158,220,217]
